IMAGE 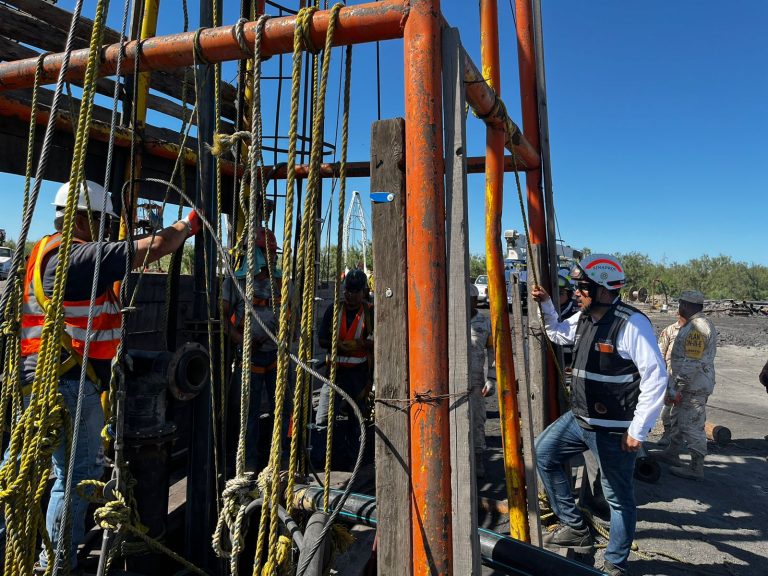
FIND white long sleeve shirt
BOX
[540,299,668,441]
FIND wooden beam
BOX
[510,275,542,546]
[442,27,481,575]
[371,118,412,576]
[0,3,237,119]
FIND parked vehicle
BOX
[473,274,488,306]
[0,246,11,280]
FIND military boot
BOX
[651,437,683,465]
[656,427,672,447]
[670,451,705,480]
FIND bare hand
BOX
[621,432,642,452]
[530,285,550,303]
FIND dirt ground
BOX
[480,306,768,576]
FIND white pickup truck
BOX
[0,246,12,280]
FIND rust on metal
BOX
[480,0,530,543]
[405,0,453,574]
[0,1,408,91]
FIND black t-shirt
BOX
[22,239,134,386]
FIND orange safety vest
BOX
[21,234,122,384]
[336,303,371,367]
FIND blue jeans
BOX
[535,411,638,569]
[0,378,104,569]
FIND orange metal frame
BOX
[0,2,546,573]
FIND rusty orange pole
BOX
[480,0,530,543]
[0,1,407,91]
[515,0,558,429]
[404,0,453,574]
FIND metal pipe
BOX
[480,0,529,543]
[0,1,408,91]
[515,0,553,434]
[294,486,603,576]
[404,1,453,574]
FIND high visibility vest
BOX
[336,303,370,367]
[21,234,122,384]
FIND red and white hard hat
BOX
[571,253,626,290]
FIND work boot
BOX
[656,428,672,447]
[651,443,682,465]
[601,560,631,575]
[542,523,594,553]
[670,451,705,480]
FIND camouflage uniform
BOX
[668,313,717,455]
[469,311,494,454]
[657,322,682,436]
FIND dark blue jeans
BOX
[535,411,638,569]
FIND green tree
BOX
[470,254,486,279]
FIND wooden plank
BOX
[527,244,549,436]
[442,27,481,575]
[371,117,411,576]
[0,3,237,120]
[512,278,543,546]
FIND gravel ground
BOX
[479,305,768,576]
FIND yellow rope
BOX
[286,2,343,517]
[324,42,352,513]
[251,7,321,575]
[0,0,108,571]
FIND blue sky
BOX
[2,1,766,265]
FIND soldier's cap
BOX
[679,290,704,305]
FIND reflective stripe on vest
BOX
[337,304,368,367]
[20,234,121,361]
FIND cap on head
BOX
[679,290,704,305]
[558,271,574,291]
[344,269,368,292]
[53,180,117,217]
[571,253,626,290]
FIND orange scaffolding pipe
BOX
[404,0,453,574]
[515,0,558,425]
[480,0,530,543]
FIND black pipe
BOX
[294,486,603,575]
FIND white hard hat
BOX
[571,253,626,290]
[52,180,117,217]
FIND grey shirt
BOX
[23,239,133,386]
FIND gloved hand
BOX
[182,209,203,236]
[481,379,495,397]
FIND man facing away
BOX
[468,284,495,478]
[653,290,717,480]
[1,180,201,571]
[531,253,667,576]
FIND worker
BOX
[557,271,577,321]
[312,269,373,470]
[760,359,768,394]
[468,284,495,478]
[0,180,201,571]
[531,253,667,576]
[653,291,717,480]
[655,313,686,446]
[222,226,282,472]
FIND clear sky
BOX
[2,1,766,265]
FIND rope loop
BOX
[193,27,210,65]
[232,18,254,57]
[295,6,320,54]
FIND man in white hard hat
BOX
[531,253,667,576]
[468,283,495,478]
[0,180,202,571]
[653,290,717,480]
